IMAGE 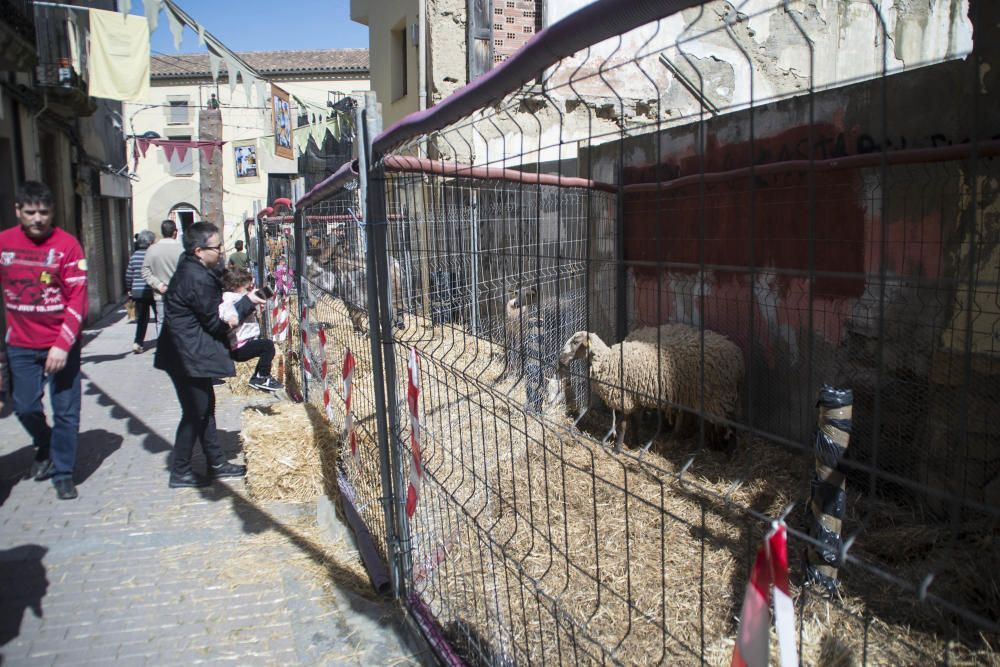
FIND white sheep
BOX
[558,323,744,451]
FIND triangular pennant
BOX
[208,49,222,83]
[137,137,151,157]
[119,0,132,17]
[174,144,189,163]
[162,142,176,162]
[197,24,206,46]
[142,0,162,33]
[256,79,268,111]
[166,5,184,50]
[221,51,240,94]
[243,73,255,104]
[199,143,216,163]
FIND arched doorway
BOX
[169,202,200,240]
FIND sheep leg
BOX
[603,408,618,447]
[671,410,687,440]
[614,413,627,454]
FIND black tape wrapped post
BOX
[805,385,853,593]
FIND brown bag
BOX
[125,297,136,322]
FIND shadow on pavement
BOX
[81,351,134,365]
[0,545,48,647]
[74,429,124,485]
[73,367,422,652]
[0,446,34,507]
[80,374,172,455]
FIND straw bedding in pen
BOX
[305,293,998,666]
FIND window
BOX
[167,135,194,176]
[391,23,408,102]
[166,96,191,125]
[468,0,493,81]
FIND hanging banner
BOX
[271,84,294,160]
[233,139,259,182]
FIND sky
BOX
[130,0,369,55]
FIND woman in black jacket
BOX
[155,222,265,488]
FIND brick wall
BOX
[492,0,541,64]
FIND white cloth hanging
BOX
[166,5,184,50]
[89,8,151,102]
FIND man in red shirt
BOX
[0,181,88,500]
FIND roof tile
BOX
[151,49,369,78]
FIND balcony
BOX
[0,0,37,72]
[32,2,95,116]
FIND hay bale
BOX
[241,402,338,501]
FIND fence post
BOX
[357,92,409,599]
[293,208,308,402]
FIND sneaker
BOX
[132,343,142,354]
[209,462,247,479]
[248,375,283,392]
[30,459,55,481]
[53,477,78,500]
[168,470,211,488]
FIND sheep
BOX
[558,323,744,452]
[310,233,404,329]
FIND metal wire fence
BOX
[282,1,1000,664]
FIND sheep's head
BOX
[559,331,591,365]
[506,285,538,314]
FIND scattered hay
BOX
[241,401,337,502]
[294,294,1000,666]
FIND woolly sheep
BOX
[558,323,744,451]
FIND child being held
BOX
[219,268,283,392]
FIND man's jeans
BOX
[7,344,82,480]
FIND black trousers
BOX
[167,374,224,474]
[231,338,275,378]
[134,298,157,346]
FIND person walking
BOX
[154,222,266,488]
[142,219,182,299]
[227,240,248,270]
[125,230,156,353]
[0,181,88,500]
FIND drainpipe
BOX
[417,0,427,157]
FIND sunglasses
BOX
[200,244,223,252]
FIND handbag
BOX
[125,297,136,322]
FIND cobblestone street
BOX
[0,306,429,666]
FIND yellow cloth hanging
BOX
[88,9,150,102]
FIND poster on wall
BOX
[234,140,259,182]
[271,84,294,160]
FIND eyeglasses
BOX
[200,244,223,252]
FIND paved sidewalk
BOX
[0,306,430,666]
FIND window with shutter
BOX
[468,0,493,81]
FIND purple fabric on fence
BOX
[296,159,359,209]
[407,592,467,667]
[373,0,706,154]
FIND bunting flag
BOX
[731,522,797,667]
[243,73,256,105]
[208,49,222,83]
[342,349,359,466]
[270,296,289,341]
[256,79,269,112]
[135,138,225,166]
[197,24,206,47]
[405,348,423,519]
[166,4,184,50]
[142,0,162,33]
[223,51,240,95]
[119,0,132,17]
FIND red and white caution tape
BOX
[271,296,289,341]
[300,305,312,377]
[405,348,423,519]
[342,349,359,466]
[731,522,797,667]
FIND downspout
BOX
[417,0,427,157]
